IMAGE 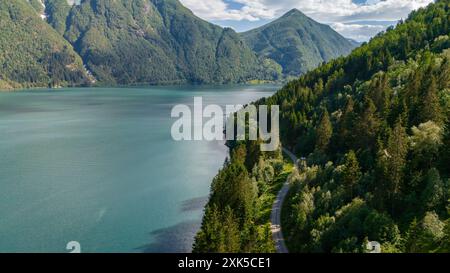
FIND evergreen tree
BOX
[193,205,224,253]
[337,97,356,151]
[421,168,445,211]
[417,212,445,252]
[342,150,362,199]
[210,162,256,226]
[369,72,391,117]
[385,120,409,210]
[355,98,380,150]
[419,76,443,125]
[315,110,333,153]
[223,207,241,253]
[404,218,420,253]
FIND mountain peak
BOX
[242,8,357,76]
[283,8,306,18]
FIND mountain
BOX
[0,0,89,89]
[242,9,357,77]
[58,0,281,85]
[194,0,450,253]
[0,1,359,88]
[45,0,73,35]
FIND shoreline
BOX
[0,80,285,93]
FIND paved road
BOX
[270,147,298,253]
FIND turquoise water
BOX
[0,85,277,253]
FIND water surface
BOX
[0,85,277,253]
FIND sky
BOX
[179,0,435,42]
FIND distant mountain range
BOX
[0,0,358,89]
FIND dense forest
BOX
[194,0,450,253]
[193,142,290,253]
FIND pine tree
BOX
[421,168,445,211]
[404,218,420,253]
[374,120,408,214]
[314,78,324,97]
[223,207,241,253]
[355,97,380,150]
[386,120,409,197]
[338,97,356,151]
[369,72,391,117]
[342,150,362,199]
[193,204,224,253]
[315,109,333,153]
[210,162,256,226]
[419,76,443,124]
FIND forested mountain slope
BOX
[194,0,450,253]
[242,9,357,77]
[0,0,89,89]
[44,0,73,35]
[1,0,360,88]
[60,0,281,85]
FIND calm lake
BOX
[0,85,278,253]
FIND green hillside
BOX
[242,9,357,77]
[61,0,281,85]
[0,0,89,89]
[1,0,362,88]
[194,0,450,253]
[45,0,73,35]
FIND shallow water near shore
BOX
[0,85,278,253]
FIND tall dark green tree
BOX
[385,120,409,204]
[404,218,421,253]
[342,150,362,199]
[315,110,333,153]
[355,98,380,150]
[193,204,225,253]
[222,207,241,253]
[369,72,391,117]
[210,162,256,226]
[419,76,444,124]
[421,168,445,211]
[337,97,356,151]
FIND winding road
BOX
[270,147,298,253]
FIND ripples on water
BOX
[0,85,277,253]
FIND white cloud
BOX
[179,0,435,41]
[331,22,388,42]
[180,0,239,20]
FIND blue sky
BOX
[179,0,434,42]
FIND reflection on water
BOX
[0,85,278,253]
[180,196,209,213]
[137,220,201,253]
